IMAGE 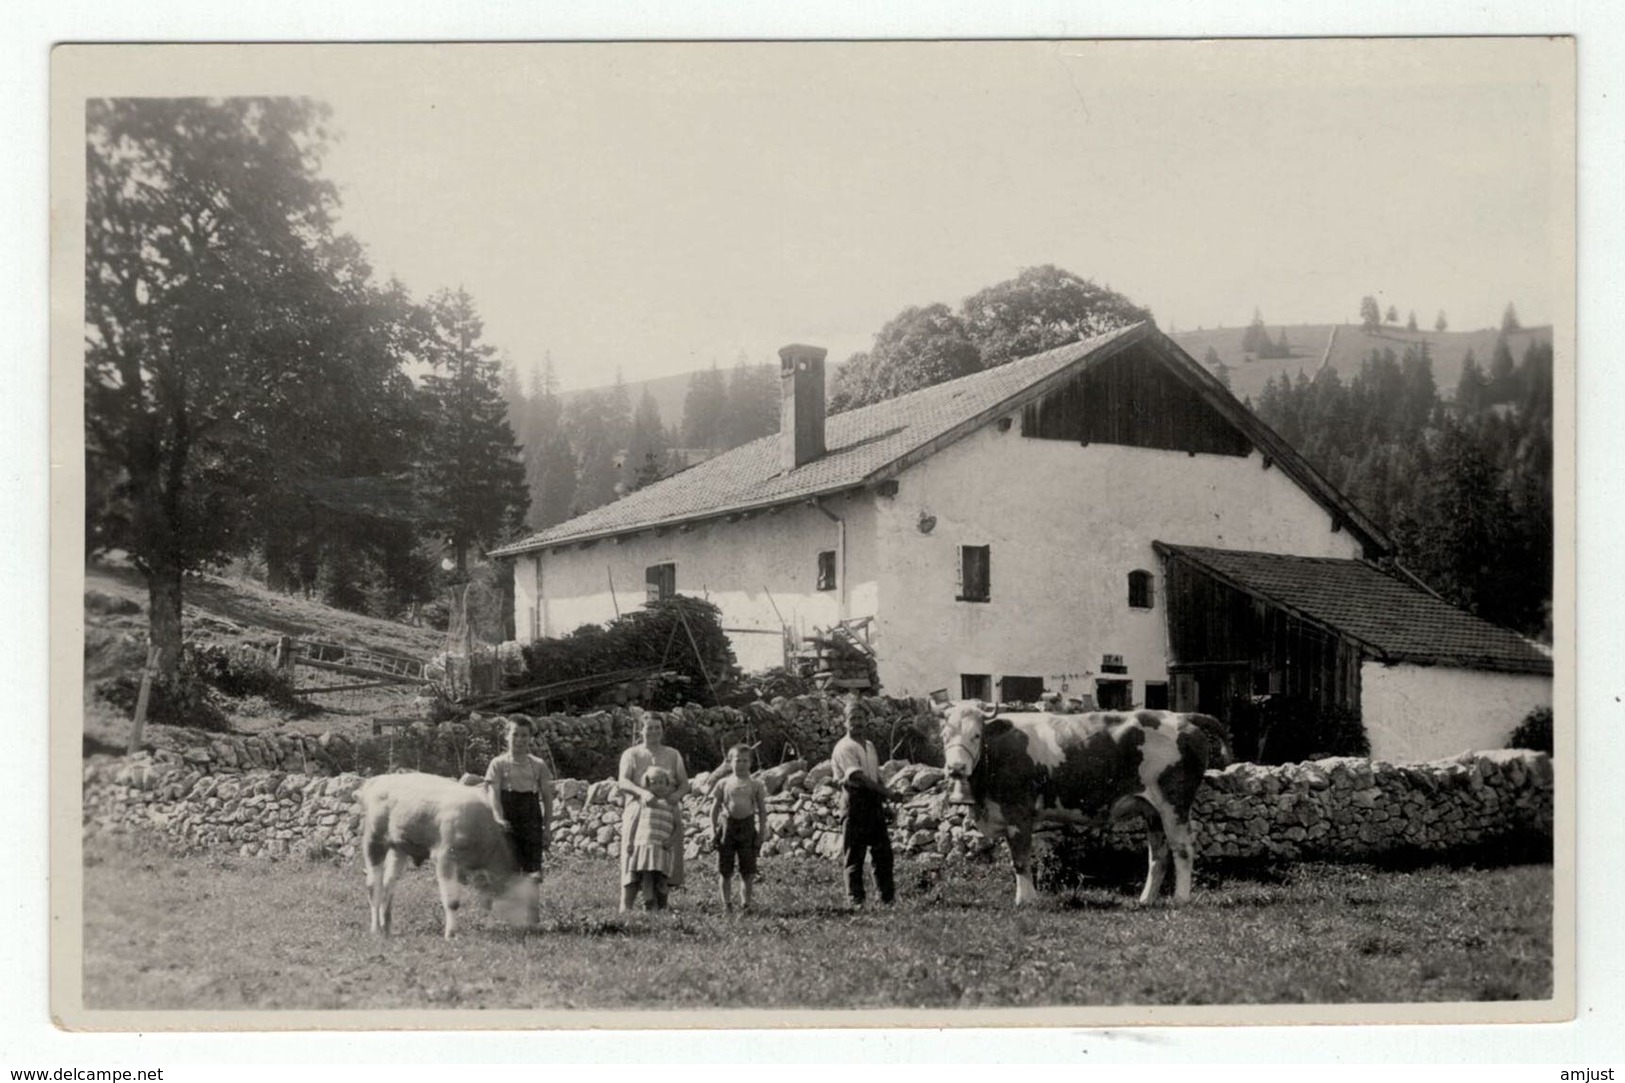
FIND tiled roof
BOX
[1156,543,1552,675]
[493,322,1150,555]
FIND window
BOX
[999,675,1045,705]
[1095,679,1132,710]
[1128,569,1154,609]
[816,550,837,591]
[1144,681,1169,710]
[957,545,991,602]
[644,562,676,603]
[960,673,993,701]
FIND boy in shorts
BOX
[709,744,769,912]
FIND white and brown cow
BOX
[358,772,541,938]
[936,700,1231,906]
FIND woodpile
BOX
[789,617,879,693]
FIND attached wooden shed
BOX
[1155,542,1553,761]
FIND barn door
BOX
[1171,671,1198,712]
[1171,666,1248,718]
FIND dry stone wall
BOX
[131,695,938,784]
[84,748,1552,868]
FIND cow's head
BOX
[936,698,998,804]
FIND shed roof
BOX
[1155,543,1552,675]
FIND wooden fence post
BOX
[128,643,159,754]
[274,635,297,677]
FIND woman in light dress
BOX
[616,710,690,911]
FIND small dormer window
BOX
[1128,569,1154,609]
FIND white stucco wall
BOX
[870,417,1365,698]
[1360,661,1552,762]
[515,497,878,674]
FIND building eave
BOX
[489,485,873,558]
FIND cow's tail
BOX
[1187,713,1235,769]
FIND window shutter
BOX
[955,547,964,595]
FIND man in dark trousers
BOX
[829,699,896,907]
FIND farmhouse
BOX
[493,322,1551,762]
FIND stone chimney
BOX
[779,343,827,471]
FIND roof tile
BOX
[494,323,1147,554]
[1159,543,1552,675]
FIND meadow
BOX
[80,832,1552,1012]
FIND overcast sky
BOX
[246,40,1568,392]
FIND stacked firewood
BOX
[789,618,879,693]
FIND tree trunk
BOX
[146,558,185,682]
[498,563,516,642]
[264,530,290,592]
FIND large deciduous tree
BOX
[959,265,1150,368]
[829,303,981,412]
[84,96,413,679]
[414,287,530,574]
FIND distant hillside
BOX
[560,369,696,432]
[563,323,1555,425]
[1171,324,1554,405]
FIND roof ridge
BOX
[494,323,1150,555]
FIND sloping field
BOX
[1171,324,1554,405]
[85,561,443,661]
[82,561,447,745]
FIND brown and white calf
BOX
[357,772,541,938]
[937,700,1231,906]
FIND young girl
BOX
[626,765,680,910]
[484,716,555,880]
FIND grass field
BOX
[80,832,1552,1011]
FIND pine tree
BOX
[1398,342,1436,436]
[1385,304,1399,325]
[565,389,622,511]
[1242,308,1269,355]
[607,369,634,455]
[415,287,530,574]
[1454,349,1488,414]
[1360,296,1381,333]
[1502,302,1522,334]
[681,363,730,448]
[1488,334,1517,403]
[520,353,574,530]
[723,356,779,448]
[1406,310,1418,332]
[531,431,577,529]
[1435,311,1448,333]
[624,388,672,493]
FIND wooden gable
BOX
[1020,342,1252,456]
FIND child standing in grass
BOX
[485,716,555,880]
[627,765,681,910]
[709,744,769,913]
